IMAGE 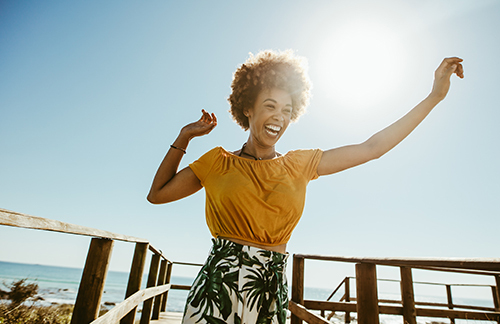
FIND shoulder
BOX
[285,148,323,161]
[195,146,224,160]
[189,147,225,183]
[283,149,324,180]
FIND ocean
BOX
[0,261,495,323]
[0,260,334,312]
[0,260,193,312]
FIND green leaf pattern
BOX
[182,239,288,324]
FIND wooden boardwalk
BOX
[2,209,500,324]
[150,312,293,324]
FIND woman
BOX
[147,50,464,324]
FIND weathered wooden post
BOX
[400,266,417,324]
[492,286,499,311]
[355,263,379,324]
[345,277,351,324]
[152,259,168,320]
[493,275,500,324]
[160,262,173,312]
[446,285,455,324]
[494,275,500,311]
[71,237,114,324]
[140,253,161,324]
[121,242,149,324]
[291,255,305,324]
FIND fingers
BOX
[211,112,218,127]
[455,61,464,78]
[200,109,217,126]
[437,57,464,79]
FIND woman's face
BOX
[246,87,293,147]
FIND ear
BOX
[243,108,250,117]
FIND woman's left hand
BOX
[430,57,464,101]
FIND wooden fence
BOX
[0,208,201,324]
[3,207,500,324]
[290,254,500,324]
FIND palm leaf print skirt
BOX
[181,238,289,324]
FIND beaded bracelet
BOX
[170,144,186,154]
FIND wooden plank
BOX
[121,242,149,324]
[90,284,171,324]
[288,301,330,324]
[71,238,114,324]
[356,263,379,324]
[152,260,168,320]
[416,307,500,320]
[170,284,192,290]
[291,255,305,324]
[325,277,346,301]
[495,275,500,324]
[446,284,456,324]
[161,262,173,312]
[0,208,147,243]
[400,266,416,324]
[295,254,500,271]
[370,298,495,312]
[495,275,500,312]
[345,277,351,324]
[172,261,204,267]
[411,265,500,276]
[148,245,172,264]
[303,301,500,321]
[303,300,357,312]
[140,253,161,324]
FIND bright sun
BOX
[315,20,409,115]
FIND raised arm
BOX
[147,109,217,204]
[317,57,464,176]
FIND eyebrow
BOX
[263,98,293,107]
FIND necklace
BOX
[238,143,278,160]
[239,143,261,160]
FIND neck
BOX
[241,139,277,160]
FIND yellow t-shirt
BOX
[189,146,323,246]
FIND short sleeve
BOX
[287,149,323,181]
[189,147,220,185]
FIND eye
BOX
[283,108,292,114]
[265,104,276,110]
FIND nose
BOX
[273,112,285,121]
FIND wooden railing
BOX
[5,207,500,324]
[0,208,201,324]
[290,254,500,324]
[321,276,499,322]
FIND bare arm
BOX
[147,109,217,204]
[318,57,464,176]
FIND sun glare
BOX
[316,20,409,115]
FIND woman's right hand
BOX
[148,109,217,204]
[180,109,218,140]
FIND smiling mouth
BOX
[265,124,281,136]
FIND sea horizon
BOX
[0,260,336,310]
[0,260,194,312]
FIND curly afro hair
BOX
[228,50,312,130]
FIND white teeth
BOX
[266,125,281,132]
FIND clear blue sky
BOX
[1,0,499,290]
